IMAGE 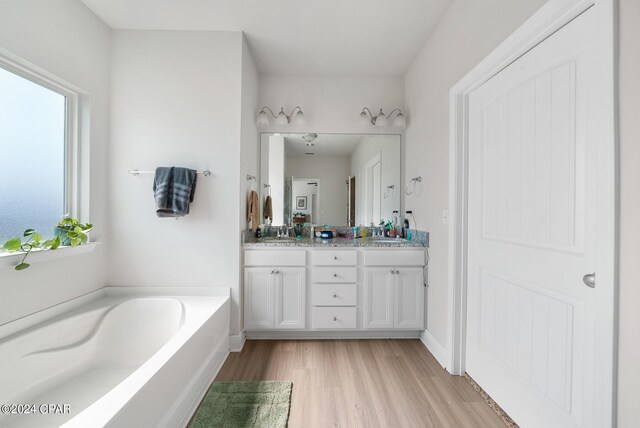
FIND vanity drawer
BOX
[363,249,425,266]
[313,284,357,306]
[313,250,357,266]
[244,250,306,266]
[314,267,357,283]
[313,307,357,329]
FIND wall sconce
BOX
[257,106,305,127]
[359,107,406,128]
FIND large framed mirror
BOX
[259,133,401,227]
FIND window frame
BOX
[0,49,86,227]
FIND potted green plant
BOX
[53,217,93,247]
[1,217,93,270]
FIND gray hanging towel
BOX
[153,167,198,217]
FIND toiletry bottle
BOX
[352,226,358,239]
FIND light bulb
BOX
[293,110,305,126]
[276,108,288,125]
[256,110,269,127]
[393,112,406,128]
[374,109,388,127]
[359,110,370,125]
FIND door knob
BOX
[583,273,596,288]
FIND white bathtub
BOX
[0,287,230,428]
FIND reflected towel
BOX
[248,190,259,232]
[264,195,273,221]
[153,167,197,217]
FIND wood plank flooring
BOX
[214,340,505,427]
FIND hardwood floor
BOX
[215,340,506,427]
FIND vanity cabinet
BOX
[363,267,424,329]
[244,250,306,330]
[312,249,358,329]
[243,247,425,335]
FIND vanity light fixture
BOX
[359,107,407,128]
[257,106,305,127]
[302,133,318,147]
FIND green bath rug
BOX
[190,381,292,428]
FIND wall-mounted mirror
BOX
[260,133,400,227]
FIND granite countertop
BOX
[242,235,427,248]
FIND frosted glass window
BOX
[0,66,66,243]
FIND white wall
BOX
[286,156,349,225]
[350,135,401,226]
[291,180,317,218]
[617,0,640,424]
[240,35,259,230]
[258,75,404,135]
[108,30,246,335]
[0,0,110,324]
[404,0,547,349]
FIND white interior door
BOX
[466,8,604,428]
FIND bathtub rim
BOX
[0,286,230,340]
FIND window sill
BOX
[0,242,99,270]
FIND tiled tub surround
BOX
[242,228,429,338]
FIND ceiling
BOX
[284,133,396,157]
[80,0,453,76]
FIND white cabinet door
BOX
[394,268,424,329]
[274,267,306,329]
[244,268,273,329]
[364,268,394,329]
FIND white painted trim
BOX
[420,329,447,368]
[0,242,99,270]
[245,330,421,340]
[229,332,246,352]
[447,0,617,426]
[0,47,89,223]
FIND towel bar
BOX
[129,169,211,177]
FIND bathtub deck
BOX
[212,339,505,428]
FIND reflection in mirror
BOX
[260,133,400,227]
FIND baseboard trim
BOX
[420,329,448,369]
[229,332,246,352]
[245,330,422,340]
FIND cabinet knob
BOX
[334,256,338,260]
[333,273,338,278]
[270,270,275,274]
[333,316,338,321]
[333,293,338,298]
[274,270,280,275]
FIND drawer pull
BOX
[333,316,338,321]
